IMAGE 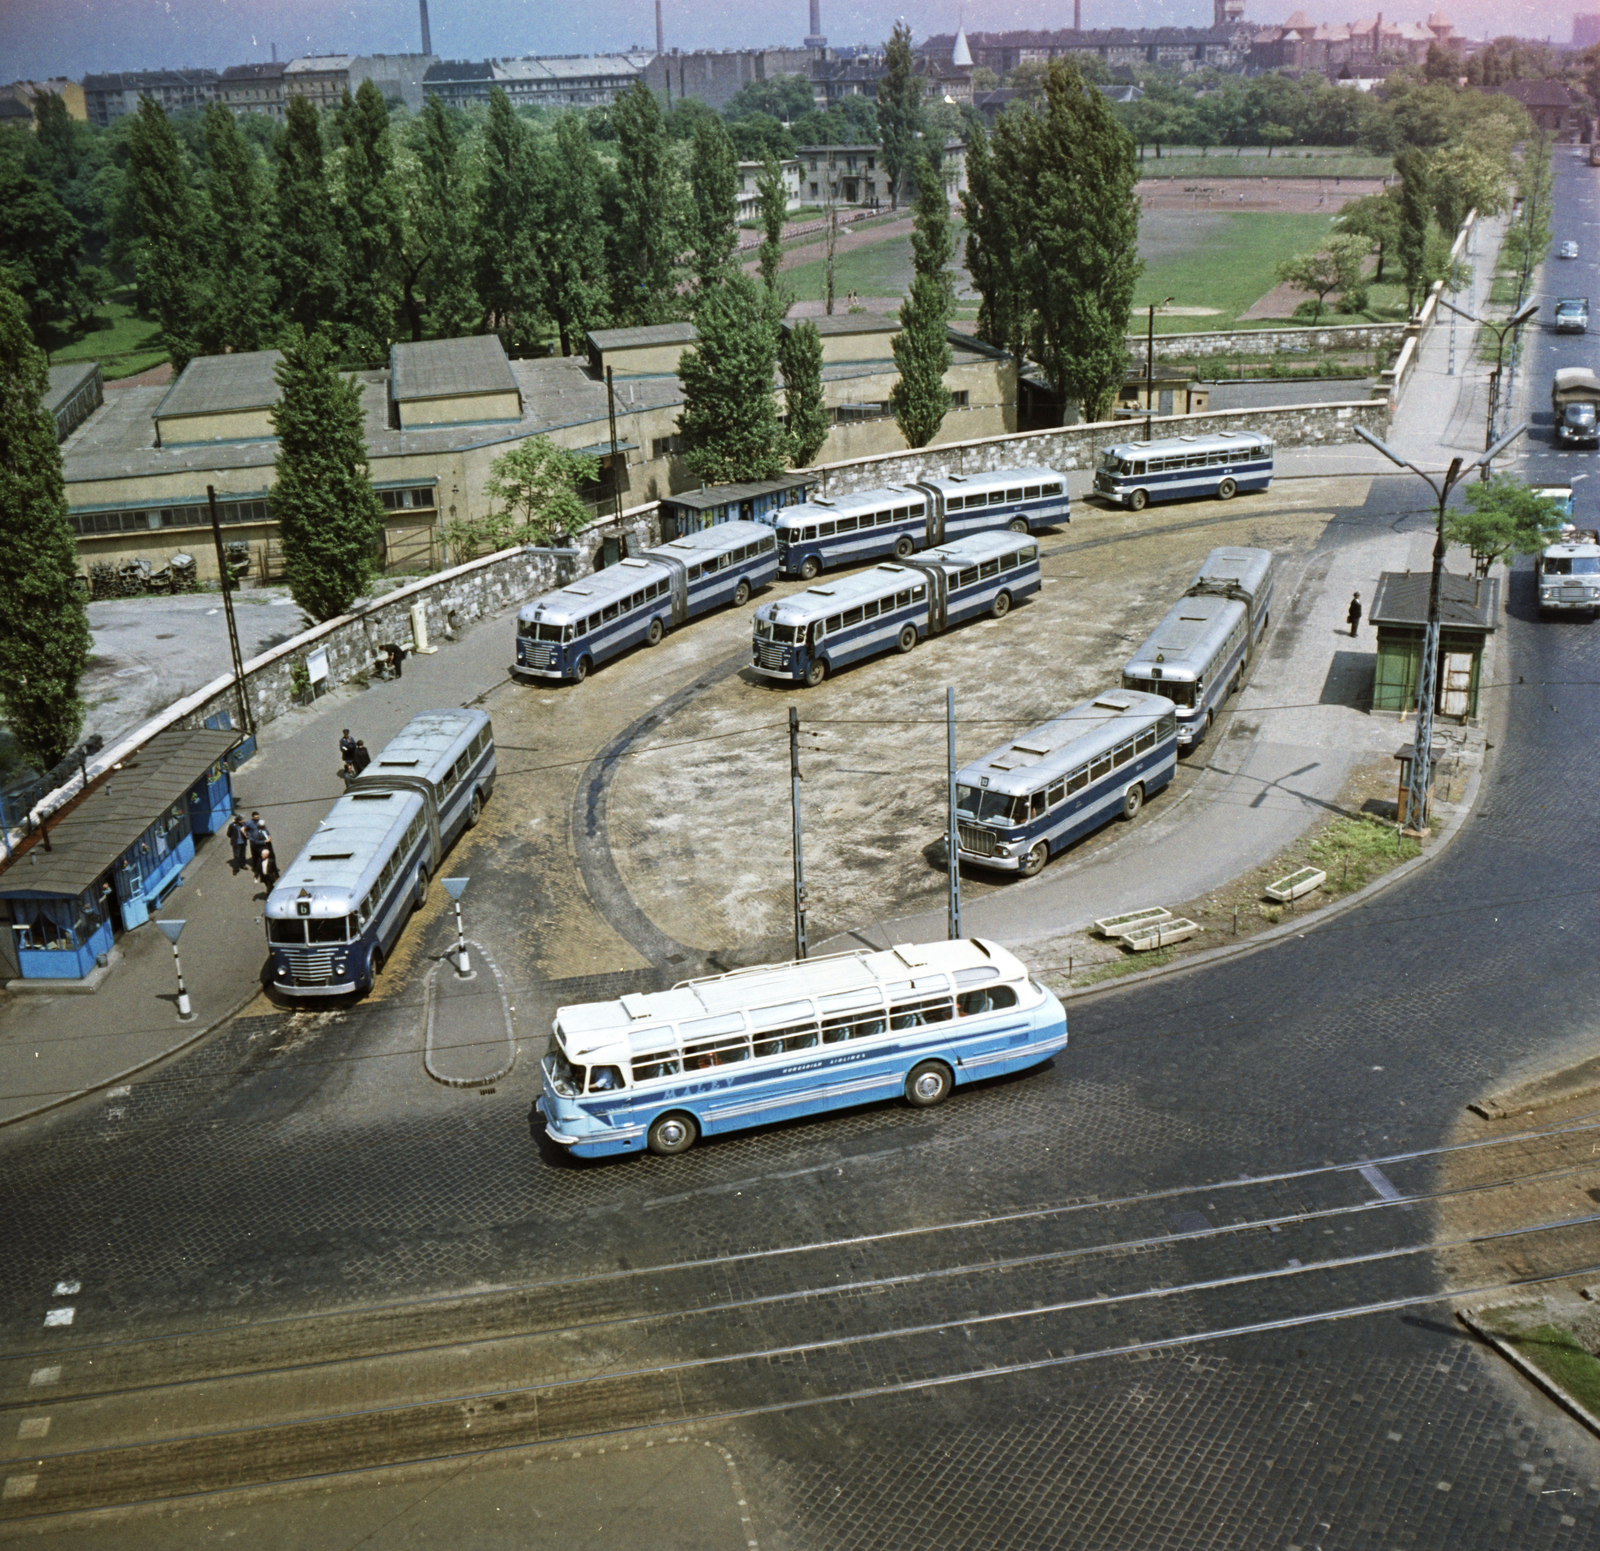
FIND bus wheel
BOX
[1020,841,1048,878]
[414,865,430,909]
[1007,517,1029,534]
[905,1060,953,1108]
[1122,782,1144,820]
[1217,477,1237,501]
[647,1111,698,1155]
[363,946,383,991]
[805,658,829,688]
[1128,489,1148,512]
[991,590,1011,620]
[897,624,918,653]
[572,656,591,683]
[800,557,821,580]
[467,789,483,828]
[646,618,664,647]
[734,578,751,606]
[894,535,915,558]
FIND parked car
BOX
[1560,240,1580,259]
[1554,297,1590,333]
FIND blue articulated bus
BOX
[1121,546,1275,751]
[751,534,1041,687]
[533,937,1068,1158]
[774,468,1068,580]
[955,690,1177,877]
[264,709,495,996]
[511,521,777,683]
[1093,432,1273,511]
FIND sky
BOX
[0,0,1569,84]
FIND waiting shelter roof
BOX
[1368,571,1499,632]
[0,729,239,899]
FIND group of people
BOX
[226,810,278,889]
[339,728,371,784]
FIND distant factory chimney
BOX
[419,0,432,55]
[656,0,664,54]
[805,0,827,49]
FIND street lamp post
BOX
[1145,297,1174,442]
[1438,298,1538,453]
[1355,423,1527,831]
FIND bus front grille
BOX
[527,643,558,669]
[958,824,996,856]
[284,947,338,983]
[1559,586,1593,602]
[757,642,790,671]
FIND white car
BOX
[1560,240,1580,259]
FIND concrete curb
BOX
[423,939,518,1088]
[1457,1305,1600,1442]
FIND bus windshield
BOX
[1546,555,1600,575]
[1100,451,1133,475]
[957,785,1024,824]
[545,1037,584,1096]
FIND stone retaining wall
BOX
[1128,323,1406,363]
[803,398,1392,495]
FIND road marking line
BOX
[27,1367,60,1387]
[42,1308,73,1328]
[1358,1163,1403,1201]
[16,1419,50,1441]
[2,1477,38,1500]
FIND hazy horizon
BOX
[0,0,1573,86]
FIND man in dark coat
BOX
[1347,592,1362,638]
[226,813,248,874]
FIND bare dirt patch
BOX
[1138,177,1388,214]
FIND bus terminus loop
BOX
[1093,432,1273,512]
[533,938,1067,1158]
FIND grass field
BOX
[48,288,167,379]
[1135,152,1394,181]
[782,219,966,303]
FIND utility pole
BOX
[1356,422,1526,830]
[789,707,808,959]
[1144,297,1173,442]
[1438,298,1537,459]
[605,366,624,524]
[946,687,961,940]
[207,485,255,736]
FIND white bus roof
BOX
[918,466,1065,492]
[922,531,1038,567]
[1189,546,1273,597]
[1105,431,1269,458]
[755,564,924,626]
[644,519,772,558]
[555,938,1024,1060]
[266,788,426,918]
[363,709,488,783]
[956,690,1175,798]
[1124,592,1247,684]
[775,486,926,521]
[518,557,673,624]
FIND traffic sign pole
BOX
[156,921,191,1020]
[442,879,470,976]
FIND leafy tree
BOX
[677,272,788,483]
[199,104,273,354]
[1395,145,1434,312]
[269,327,383,622]
[120,98,205,370]
[335,80,403,363]
[688,115,740,290]
[475,87,540,347]
[24,93,80,191]
[791,97,879,149]
[962,119,1029,363]
[1259,122,1295,158]
[0,173,84,344]
[1336,188,1402,282]
[664,96,722,143]
[532,115,610,357]
[395,95,478,343]
[443,438,598,556]
[1276,234,1372,324]
[722,75,817,125]
[756,157,788,295]
[274,95,345,338]
[728,114,795,163]
[0,276,90,771]
[1428,143,1509,237]
[1023,59,1142,423]
[1446,477,1567,576]
[890,153,954,449]
[610,81,682,326]
[778,319,828,466]
[877,21,925,210]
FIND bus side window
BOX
[910,503,924,517]
[912,584,926,601]
[587,613,601,633]
[688,565,702,582]
[947,495,964,511]
[1029,790,1047,820]
[603,602,619,622]
[1159,711,1177,739]
[632,1053,680,1081]
[863,599,880,618]
[588,1065,624,1092]
[1135,727,1156,754]
[979,559,999,579]
[892,507,908,521]
[803,526,817,540]
[958,567,978,587]
[631,590,645,608]
[819,521,836,537]
[890,996,954,1028]
[1132,464,1145,477]
[1041,482,1062,496]
[988,491,1005,506]
[842,606,864,627]
[1024,486,1040,500]
[761,535,775,552]
[1112,740,1134,767]
[825,614,842,633]
[1047,781,1065,806]
[895,589,911,607]
[1006,487,1022,502]
[1089,754,1112,781]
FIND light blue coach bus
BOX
[752,533,1041,686]
[265,709,495,996]
[1093,431,1273,511]
[1121,546,1275,751]
[774,468,1068,579]
[955,690,1177,877]
[512,521,777,683]
[534,937,1068,1157]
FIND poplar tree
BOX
[756,157,788,295]
[475,88,539,346]
[688,115,740,289]
[961,118,1030,364]
[396,97,478,342]
[0,174,84,344]
[1395,147,1434,312]
[1023,59,1141,423]
[677,273,788,483]
[275,95,345,338]
[270,328,383,622]
[534,115,610,356]
[0,277,90,770]
[779,319,829,466]
[890,153,954,448]
[121,98,205,370]
[877,22,924,210]
[200,104,273,354]
[336,80,403,363]
[610,81,681,325]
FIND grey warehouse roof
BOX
[45,361,100,414]
[0,728,239,899]
[156,350,283,421]
[587,322,699,353]
[390,335,519,403]
[1368,571,1500,632]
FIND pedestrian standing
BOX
[1347,591,1363,638]
[339,728,357,765]
[245,811,269,880]
[259,842,279,891]
[227,812,248,874]
[352,739,371,774]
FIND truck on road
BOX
[1552,367,1600,446]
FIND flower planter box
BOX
[1122,918,1200,951]
[1264,867,1325,903]
[1093,906,1171,938]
